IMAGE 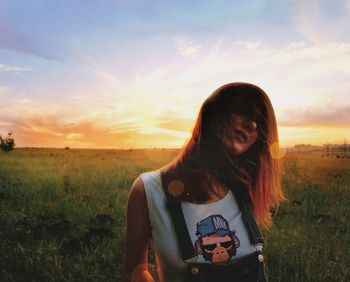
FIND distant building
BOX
[285,144,322,153]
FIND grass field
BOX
[0,148,349,281]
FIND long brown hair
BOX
[162,82,285,228]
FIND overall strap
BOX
[232,187,264,245]
[160,171,196,260]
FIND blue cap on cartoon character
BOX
[195,214,236,238]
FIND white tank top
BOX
[140,169,262,282]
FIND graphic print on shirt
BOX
[194,214,240,264]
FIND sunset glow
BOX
[1,1,349,149]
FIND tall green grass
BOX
[265,153,350,282]
[0,148,349,281]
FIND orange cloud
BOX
[9,115,188,149]
[157,118,194,132]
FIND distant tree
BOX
[0,132,15,152]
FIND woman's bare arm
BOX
[124,175,155,282]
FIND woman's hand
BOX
[124,175,155,282]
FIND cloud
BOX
[174,35,202,57]
[157,118,194,133]
[4,115,139,148]
[2,38,350,148]
[0,63,33,73]
[280,104,350,128]
[0,101,191,147]
[0,10,72,61]
[110,39,350,140]
[0,23,61,60]
[293,0,350,44]
[0,86,9,97]
[237,40,262,50]
[65,133,84,139]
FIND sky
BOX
[0,0,350,149]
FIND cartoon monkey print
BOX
[194,214,240,264]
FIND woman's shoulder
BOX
[139,168,160,178]
[130,174,145,192]
[129,167,161,195]
[129,170,159,197]
[139,169,162,186]
[127,175,147,208]
[128,169,168,225]
[137,168,166,199]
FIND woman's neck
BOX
[161,165,229,204]
[185,181,229,204]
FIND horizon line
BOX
[11,143,343,150]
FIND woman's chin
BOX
[231,140,248,155]
[221,135,257,156]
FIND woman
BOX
[124,82,285,282]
